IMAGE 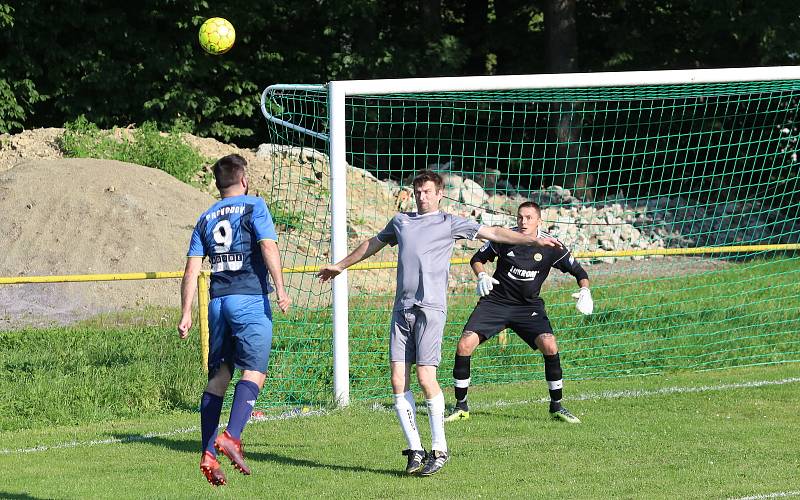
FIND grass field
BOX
[1,364,798,499]
[1,256,799,498]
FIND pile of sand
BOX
[0,158,218,328]
[0,129,362,329]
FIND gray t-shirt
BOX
[376,211,482,312]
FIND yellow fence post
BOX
[197,271,211,373]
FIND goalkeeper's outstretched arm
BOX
[471,257,501,298]
[567,266,592,315]
[470,257,488,277]
[316,236,387,282]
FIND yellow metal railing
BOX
[280,243,800,273]
[0,271,186,283]
[0,270,214,371]
[0,243,796,370]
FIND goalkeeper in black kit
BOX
[445,201,593,424]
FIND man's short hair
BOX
[517,201,541,216]
[213,154,247,191]
[412,170,444,191]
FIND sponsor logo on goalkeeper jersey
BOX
[508,265,539,281]
[205,204,246,222]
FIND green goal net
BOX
[259,70,800,408]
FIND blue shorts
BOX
[208,294,273,377]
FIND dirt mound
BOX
[0,129,342,328]
[0,128,64,173]
[0,158,218,327]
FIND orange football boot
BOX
[200,451,227,486]
[214,430,251,475]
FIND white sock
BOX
[394,392,422,451]
[425,391,447,453]
[404,390,416,415]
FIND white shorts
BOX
[389,306,446,366]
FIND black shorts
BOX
[462,299,553,349]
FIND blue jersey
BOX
[188,195,278,298]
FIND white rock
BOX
[480,212,515,227]
[441,187,461,209]
[461,178,488,207]
[485,195,508,213]
[441,172,464,191]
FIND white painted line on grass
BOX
[3,377,798,455]
[365,376,800,414]
[0,407,326,455]
[730,491,800,499]
[488,376,800,409]
[0,426,200,455]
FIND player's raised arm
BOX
[260,239,291,313]
[177,256,203,339]
[476,225,562,248]
[316,236,388,282]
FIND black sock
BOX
[544,353,563,411]
[453,354,471,409]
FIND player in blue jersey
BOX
[444,201,593,425]
[317,171,560,476]
[177,154,291,486]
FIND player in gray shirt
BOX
[317,170,560,476]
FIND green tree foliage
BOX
[59,116,207,184]
[0,3,43,133]
[0,0,798,144]
[578,0,800,70]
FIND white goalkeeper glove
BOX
[477,272,499,297]
[572,287,593,315]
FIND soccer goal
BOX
[260,66,800,408]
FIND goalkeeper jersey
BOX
[474,228,588,306]
[187,195,278,299]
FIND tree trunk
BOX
[420,0,442,39]
[544,0,593,200]
[544,0,578,73]
[464,0,490,75]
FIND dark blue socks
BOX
[226,380,260,439]
[200,391,224,455]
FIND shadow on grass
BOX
[0,491,49,500]
[111,433,403,477]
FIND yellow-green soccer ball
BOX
[198,17,235,55]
